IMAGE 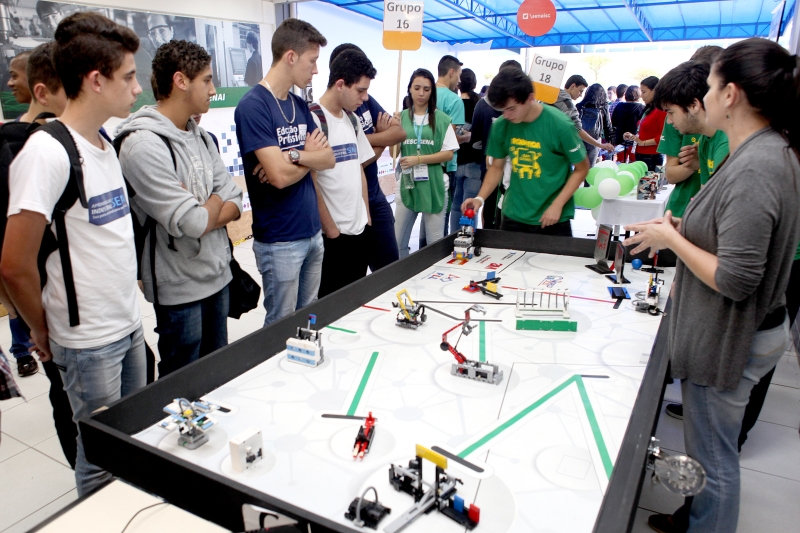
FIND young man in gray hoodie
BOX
[552,74,614,156]
[116,40,243,377]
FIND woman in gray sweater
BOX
[626,39,800,533]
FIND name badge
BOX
[413,164,429,181]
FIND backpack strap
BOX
[345,110,360,137]
[308,103,328,138]
[38,121,86,327]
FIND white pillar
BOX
[789,1,800,54]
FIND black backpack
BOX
[0,115,88,327]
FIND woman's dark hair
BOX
[581,83,607,107]
[625,85,641,102]
[713,38,800,155]
[407,68,437,133]
[641,76,660,114]
[458,68,479,102]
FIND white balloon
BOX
[598,177,621,199]
[594,160,619,172]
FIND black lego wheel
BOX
[474,247,482,256]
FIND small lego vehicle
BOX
[644,273,665,316]
[352,412,376,459]
[286,314,324,367]
[463,271,502,299]
[160,398,219,450]
[392,289,427,329]
[453,208,481,260]
[440,305,503,385]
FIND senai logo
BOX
[210,94,226,102]
[517,0,557,37]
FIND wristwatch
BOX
[289,149,301,164]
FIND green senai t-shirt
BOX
[698,129,729,185]
[486,105,587,226]
[659,121,701,218]
[437,86,465,172]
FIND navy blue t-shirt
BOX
[471,97,502,174]
[234,84,321,243]
[354,96,385,203]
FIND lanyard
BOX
[413,113,425,154]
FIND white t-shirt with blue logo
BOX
[311,104,374,236]
[8,125,140,349]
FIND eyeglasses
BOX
[148,26,172,38]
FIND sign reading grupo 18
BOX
[383,1,424,50]
[528,54,567,104]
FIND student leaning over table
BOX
[625,38,800,533]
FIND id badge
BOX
[413,164,429,181]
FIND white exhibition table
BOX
[595,185,673,228]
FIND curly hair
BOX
[151,39,211,101]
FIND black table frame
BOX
[81,231,672,533]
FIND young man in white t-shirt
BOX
[310,50,375,297]
[1,12,145,496]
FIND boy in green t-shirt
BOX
[461,68,589,236]
[654,60,729,217]
[658,121,701,218]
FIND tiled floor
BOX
[1,212,799,532]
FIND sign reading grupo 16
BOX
[383,1,424,50]
[528,54,567,105]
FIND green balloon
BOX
[615,171,636,195]
[634,161,648,175]
[594,168,617,185]
[573,187,586,206]
[619,163,643,180]
[582,186,603,209]
[586,167,601,186]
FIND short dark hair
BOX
[487,68,533,109]
[438,55,462,77]
[246,32,259,49]
[27,42,61,96]
[270,19,326,65]
[499,59,522,73]
[565,74,588,89]
[607,85,616,91]
[652,61,709,112]
[691,45,723,66]
[329,43,362,67]
[10,51,31,69]
[616,84,628,98]
[625,85,641,101]
[53,12,139,100]
[327,49,376,89]
[151,40,211,101]
[36,1,62,19]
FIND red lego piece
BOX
[468,504,480,523]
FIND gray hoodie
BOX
[551,89,581,132]
[115,106,243,306]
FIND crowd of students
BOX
[0,13,797,533]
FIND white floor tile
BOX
[739,420,800,481]
[0,433,27,464]
[737,467,800,533]
[141,316,159,348]
[227,311,265,343]
[663,379,682,404]
[0,367,50,413]
[653,401,686,454]
[1,488,78,533]
[233,245,257,267]
[0,315,12,347]
[0,394,57,447]
[772,353,800,389]
[758,383,800,429]
[137,289,154,319]
[0,448,75,531]
[33,435,70,469]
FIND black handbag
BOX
[227,236,261,319]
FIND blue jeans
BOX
[51,326,147,496]
[253,231,324,327]
[449,163,482,234]
[154,285,229,377]
[395,197,446,259]
[9,315,34,359]
[682,315,790,533]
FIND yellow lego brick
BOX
[486,282,498,292]
[415,444,448,469]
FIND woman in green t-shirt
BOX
[393,69,458,258]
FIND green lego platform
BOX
[516,319,578,331]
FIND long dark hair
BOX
[713,38,800,156]
[641,76,659,114]
[458,68,480,103]
[625,85,641,102]
[581,83,607,107]
[407,68,437,133]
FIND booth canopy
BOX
[321,0,796,49]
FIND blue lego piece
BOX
[487,271,496,280]
[453,495,464,513]
[459,215,476,227]
[309,314,317,325]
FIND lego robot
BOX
[463,271,502,300]
[635,272,665,316]
[384,445,480,532]
[393,289,427,329]
[160,398,219,450]
[286,314,324,367]
[352,412,377,459]
[440,305,503,385]
[453,209,481,260]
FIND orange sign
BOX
[517,0,557,37]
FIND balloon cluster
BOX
[573,160,649,214]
